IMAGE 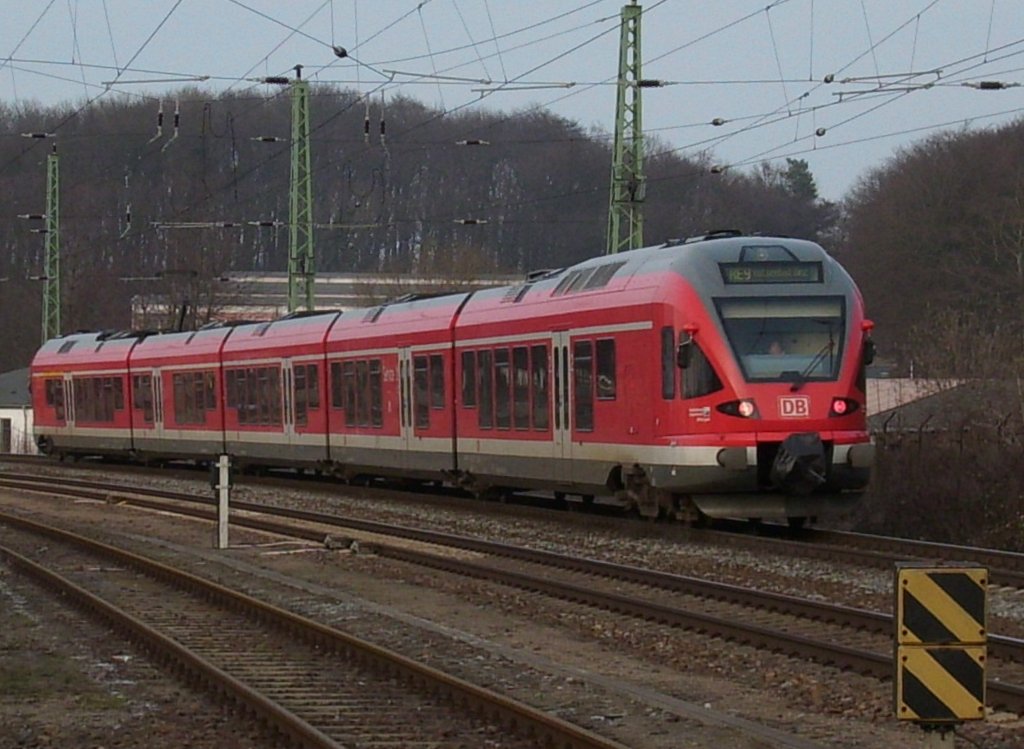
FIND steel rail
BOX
[0,510,629,749]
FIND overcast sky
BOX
[2,1,1023,202]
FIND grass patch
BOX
[0,652,94,699]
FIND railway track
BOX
[4,469,1024,716]
[0,510,628,749]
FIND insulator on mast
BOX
[148,100,164,143]
[161,101,180,152]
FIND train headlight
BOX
[829,397,860,417]
[716,399,759,419]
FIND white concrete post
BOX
[216,454,231,549]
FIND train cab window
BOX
[717,296,846,383]
[681,337,723,399]
[573,341,594,432]
[429,354,444,409]
[596,339,616,400]
[661,327,676,400]
[512,346,530,430]
[461,351,477,408]
[478,350,494,429]
[494,348,511,429]
[531,345,549,430]
[413,355,430,428]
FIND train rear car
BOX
[30,332,138,458]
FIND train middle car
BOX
[30,233,875,524]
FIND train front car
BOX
[652,233,874,526]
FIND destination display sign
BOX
[719,261,823,285]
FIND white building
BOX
[0,368,37,454]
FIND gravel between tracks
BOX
[2,464,1023,748]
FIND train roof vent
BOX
[252,322,272,337]
[677,229,743,245]
[501,284,533,303]
[57,340,76,354]
[551,261,625,296]
[363,306,386,323]
[583,261,626,290]
[525,267,562,282]
[738,244,798,261]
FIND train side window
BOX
[343,362,356,426]
[369,359,383,427]
[330,362,343,410]
[132,374,153,424]
[461,351,476,408]
[429,354,444,409]
[413,355,430,428]
[294,365,308,427]
[478,350,494,429]
[306,364,319,410]
[205,372,216,410]
[661,327,676,399]
[573,341,594,432]
[494,347,511,429]
[596,339,616,400]
[681,337,723,399]
[113,378,125,410]
[355,361,369,426]
[531,345,549,430]
[512,346,530,430]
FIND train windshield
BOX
[716,296,845,383]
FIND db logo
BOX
[778,395,810,418]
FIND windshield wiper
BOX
[790,335,835,392]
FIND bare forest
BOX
[0,88,834,371]
[838,119,1024,547]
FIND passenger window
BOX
[512,346,529,430]
[573,341,594,432]
[461,351,476,408]
[429,354,444,409]
[369,360,383,427]
[531,345,549,430]
[494,348,511,429]
[330,362,343,410]
[413,355,430,428]
[478,350,493,428]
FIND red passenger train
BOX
[30,232,875,525]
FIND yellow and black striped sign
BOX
[897,566,987,645]
[894,564,988,723]
[896,645,986,721]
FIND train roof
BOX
[457,233,854,325]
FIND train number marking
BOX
[778,395,810,418]
[688,406,711,423]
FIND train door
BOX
[62,372,75,430]
[281,359,297,447]
[551,332,573,482]
[397,347,415,467]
